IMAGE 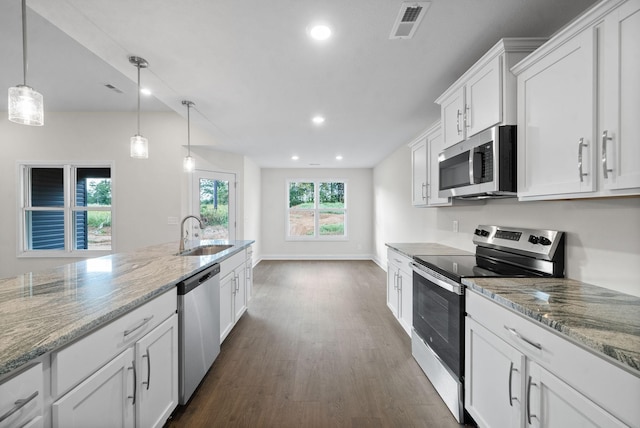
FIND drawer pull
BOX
[0,391,38,423]
[504,326,542,350]
[123,316,154,337]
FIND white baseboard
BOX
[259,253,375,261]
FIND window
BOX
[19,163,113,257]
[287,180,346,240]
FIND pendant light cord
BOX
[187,103,191,156]
[21,0,28,85]
[136,64,141,135]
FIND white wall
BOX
[373,143,640,297]
[0,112,258,278]
[260,168,373,259]
[243,156,262,261]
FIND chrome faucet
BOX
[179,215,205,252]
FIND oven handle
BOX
[410,262,463,295]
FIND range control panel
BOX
[473,225,563,259]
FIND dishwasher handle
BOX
[177,263,221,295]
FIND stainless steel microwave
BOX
[438,125,516,199]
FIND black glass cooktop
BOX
[413,254,541,283]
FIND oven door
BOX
[411,263,464,379]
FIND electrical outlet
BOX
[453,220,459,233]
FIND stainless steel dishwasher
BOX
[177,263,221,404]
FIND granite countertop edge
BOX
[0,239,254,378]
[463,279,640,375]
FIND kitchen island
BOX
[0,239,254,379]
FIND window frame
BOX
[17,161,115,258]
[285,179,347,241]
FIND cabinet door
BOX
[53,348,135,428]
[465,317,523,428]
[466,55,502,137]
[386,264,399,318]
[527,362,627,428]
[426,129,451,206]
[136,314,178,428]
[233,267,247,322]
[441,86,466,147]
[517,29,596,198]
[0,363,43,428]
[245,254,253,303]
[601,0,640,191]
[398,268,412,337]
[220,272,235,342]
[411,139,428,206]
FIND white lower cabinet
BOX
[0,363,43,428]
[51,290,178,428]
[465,290,639,428]
[53,348,136,428]
[220,248,250,343]
[386,248,412,336]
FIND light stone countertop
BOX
[386,242,473,258]
[463,277,640,375]
[0,239,254,378]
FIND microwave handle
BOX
[468,149,483,184]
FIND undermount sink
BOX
[179,244,233,256]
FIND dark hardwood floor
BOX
[166,260,462,427]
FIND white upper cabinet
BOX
[409,122,452,207]
[514,0,640,200]
[410,137,428,206]
[601,0,640,191]
[437,38,546,148]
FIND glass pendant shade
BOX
[8,85,44,126]
[183,155,195,172]
[130,134,149,158]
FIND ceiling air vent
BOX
[389,2,431,40]
[104,83,123,94]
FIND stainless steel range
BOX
[410,225,565,423]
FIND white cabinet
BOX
[437,38,546,148]
[600,0,640,191]
[52,290,178,428]
[465,290,640,428]
[53,348,136,428]
[245,246,253,302]
[135,315,178,428]
[0,363,43,428]
[409,122,452,207]
[386,248,412,336]
[219,248,250,343]
[410,137,428,206]
[514,0,640,200]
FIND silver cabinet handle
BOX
[456,109,462,135]
[124,316,153,337]
[128,362,137,405]
[578,138,588,182]
[142,349,151,390]
[504,326,542,350]
[397,273,402,291]
[235,274,240,292]
[527,375,537,424]
[421,183,426,200]
[602,130,613,179]
[393,272,398,289]
[0,391,39,423]
[508,362,518,406]
[465,104,470,129]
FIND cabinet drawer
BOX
[52,290,177,398]
[0,363,43,428]
[466,290,640,426]
[387,249,413,275]
[220,249,246,277]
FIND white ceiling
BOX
[1,0,597,168]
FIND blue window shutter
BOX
[30,168,65,250]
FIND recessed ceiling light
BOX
[312,116,325,125]
[140,88,151,96]
[291,155,299,160]
[336,155,343,160]
[309,24,332,41]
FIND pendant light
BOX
[8,0,44,126]
[129,56,149,159]
[182,100,195,172]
